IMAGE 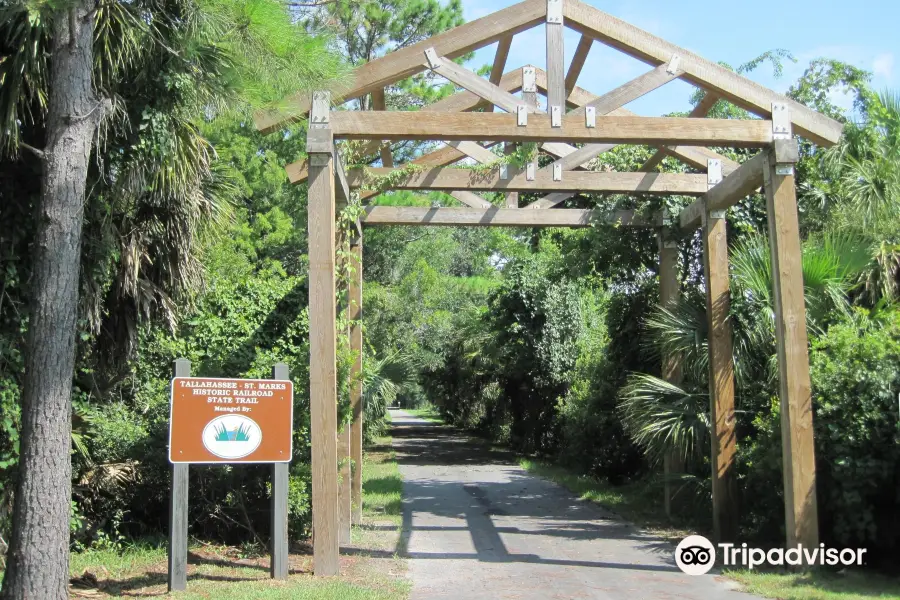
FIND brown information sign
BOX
[169,377,293,464]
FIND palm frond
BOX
[617,373,710,465]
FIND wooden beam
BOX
[425,50,538,115]
[490,36,514,84]
[562,0,843,146]
[427,68,524,114]
[349,167,709,195]
[448,140,498,164]
[330,111,774,146]
[642,92,721,172]
[531,66,740,172]
[255,0,546,134]
[565,35,593,92]
[545,1,566,112]
[348,240,363,525]
[530,64,681,207]
[528,192,574,210]
[451,190,493,208]
[763,151,819,550]
[371,89,394,168]
[658,232,684,519]
[307,129,340,575]
[701,210,738,543]
[361,206,653,227]
[679,151,768,229]
[571,63,681,118]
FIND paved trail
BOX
[390,409,758,600]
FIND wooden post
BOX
[307,91,340,576]
[545,0,566,112]
[701,191,739,543]
[371,88,393,168]
[763,146,819,550]
[271,362,290,579]
[349,239,364,524]
[658,230,683,518]
[168,358,191,592]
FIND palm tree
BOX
[0,1,342,595]
[618,232,871,463]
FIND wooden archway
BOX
[256,0,841,576]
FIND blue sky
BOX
[460,0,899,116]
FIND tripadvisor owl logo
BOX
[202,415,262,460]
[675,535,716,575]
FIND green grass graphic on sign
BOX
[213,422,252,442]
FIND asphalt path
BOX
[390,408,760,600]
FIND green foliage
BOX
[809,310,900,549]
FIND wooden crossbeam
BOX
[642,92,731,173]
[450,190,493,208]
[565,36,593,92]
[330,112,774,146]
[361,206,655,227]
[679,151,769,229]
[348,167,709,195]
[531,67,739,174]
[530,63,681,207]
[255,0,545,134]
[563,0,843,146]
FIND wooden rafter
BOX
[562,0,842,146]
[370,88,394,168]
[679,150,769,229]
[532,67,740,174]
[565,35,593,93]
[642,92,725,172]
[255,0,545,134]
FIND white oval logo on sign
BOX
[202,415,262,460]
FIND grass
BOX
[727,570,900,600]
[60,429,409,599]
[519,458,900,600]
[402,404,442,423]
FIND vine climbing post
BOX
[306,90,340,576]
[763,116,819,550]
[701,159,739,543]
[349,235,364,524]
[336,226,352,547]
[657,222,683,518]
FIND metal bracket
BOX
[709,209,727,220]
[775,164,795,176]
[500,164,509,180]
[666,54,681,75]
[707,159,723,188]
[526,162,536,181]
[553,163,562,181]
[522,66,537,93]
[585,106,596,128]
[310,91,330,128]
[772,102,792,139]
[551,105,562,128]
[424,47,440,70]
[546,0,563,24]
[517,105,528,126]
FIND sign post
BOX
[168,358,191,592]
[271,362,290,579]
[167,362,294,590]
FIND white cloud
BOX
[873,53,894,81]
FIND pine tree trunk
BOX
[0,2,98,598]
